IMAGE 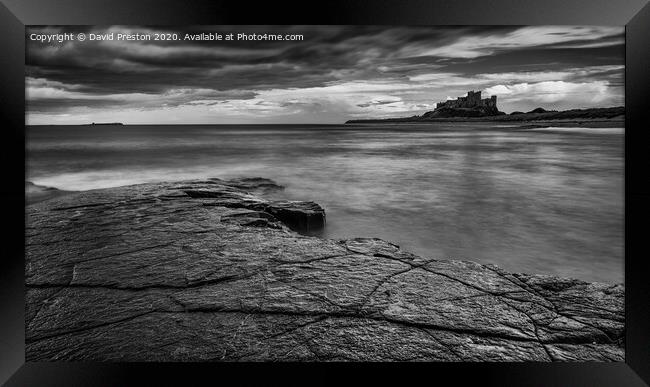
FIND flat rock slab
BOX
[25,178,624,361]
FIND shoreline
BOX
[345,106,625,125]
[26,178,624,361]
[346,118,624,128]
[25,175,624,285]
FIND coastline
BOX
[26,178,624,361]
[345,106,625,126]
[346,117,624,128]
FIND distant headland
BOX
[346,90,624,124]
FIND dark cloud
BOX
[23,26,549,95]
[25,25,624,123]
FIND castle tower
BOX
[466,90,481,106]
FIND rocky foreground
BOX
[25,178,624,361]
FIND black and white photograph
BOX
[25,25,625,362]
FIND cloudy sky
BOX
[25,25,624,125]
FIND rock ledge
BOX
[25,178,624,361]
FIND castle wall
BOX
[437,91,497,110]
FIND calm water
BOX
[26,123,624,283]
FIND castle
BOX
[436,90,497,110]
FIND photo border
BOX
[1,0,649,385]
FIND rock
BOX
[182,178,325,232]
[25,178,624,361]
[261,200,325,232]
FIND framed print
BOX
[1,0,649,385]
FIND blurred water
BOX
[26,123,624,283]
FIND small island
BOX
[89,122,124,126]
[346,90,624,125]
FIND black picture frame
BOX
[1,0,649,385]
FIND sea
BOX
[26,122,624,284]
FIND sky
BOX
[25,25,624,125]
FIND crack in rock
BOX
[25,178,625,362]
